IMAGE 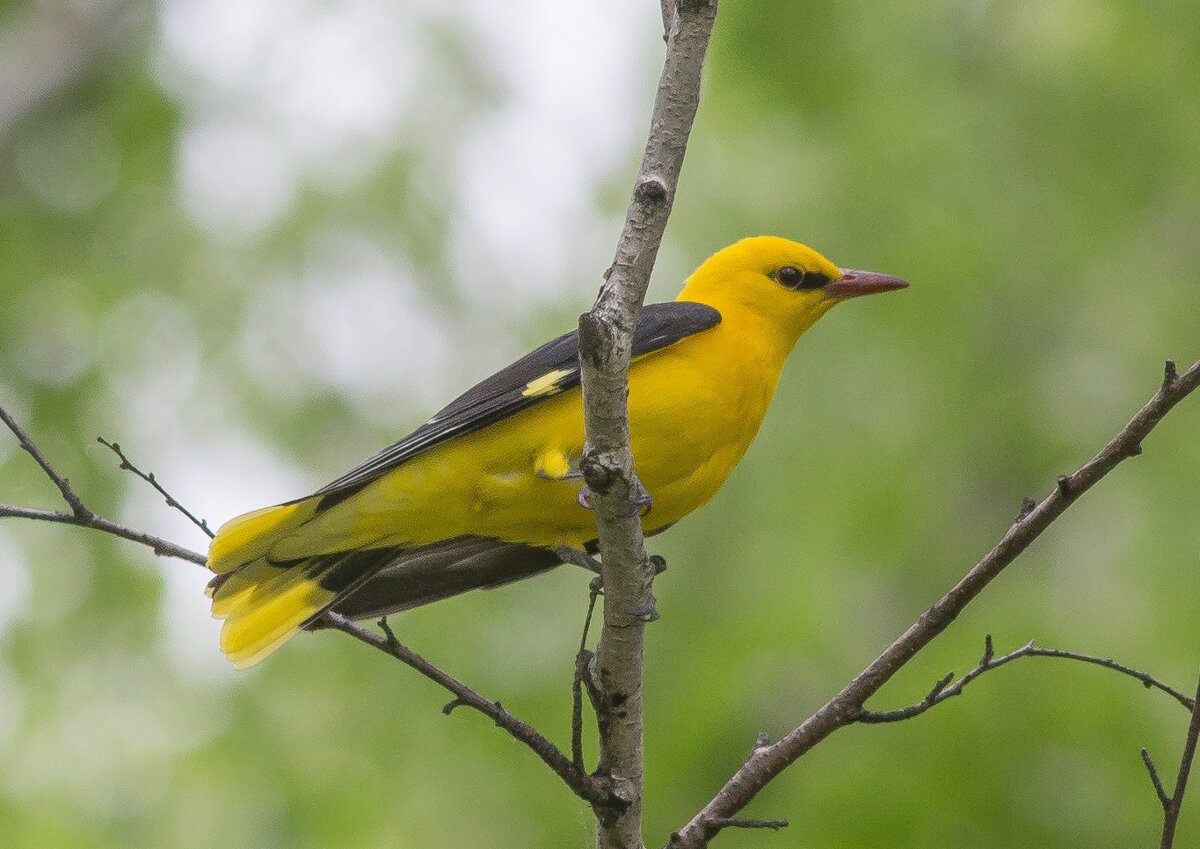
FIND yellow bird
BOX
[206,236,907,667]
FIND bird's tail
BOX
[206,500,361,669]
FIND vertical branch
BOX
[1160,670,1200,848]
[576,2,718,847]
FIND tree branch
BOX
[1158,670,1200,848]
[667,357,1200,849]
[857,635,1196,723]
[577,2,718,848]
[321,612,622,813]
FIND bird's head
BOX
[676,236,908,346]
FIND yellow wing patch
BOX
[521,368,574,398]
[535,447,575,480]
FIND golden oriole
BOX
[206,236,907,667]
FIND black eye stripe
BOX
[772,266,830,291]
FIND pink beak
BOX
[824,269,909,300]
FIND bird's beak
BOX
[824,269,909,300]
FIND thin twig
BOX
[321,611,619,813]
[1145,749,1172,811]
[574,583,603,772]
[667,357,1200,849]
[97,436,213,537]
[668,817,788,849]
[0,503,207,564]
[1,404,208,565]
[0,404,93,520]
[1160,670,1200,848]
[857,637,1195,723]
[705,818,787,832]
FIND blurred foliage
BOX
[2,1,1199,847]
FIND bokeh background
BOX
[2,1,1199,846]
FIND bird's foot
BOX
[624,477,653,518]
[628,592,660,623]
[575,479,653,517]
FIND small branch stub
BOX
[1164,359,1179,389]
[634,176,669,206]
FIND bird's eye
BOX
[773,266,830,290]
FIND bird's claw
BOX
[628,592,660,623]
[576,480,653,518]
[620,478,653,518]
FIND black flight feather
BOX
[301,536,564,625]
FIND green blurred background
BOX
[2,1,1199,846]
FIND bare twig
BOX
[667,357,1200,849]
[858,636,1196,723]
[574,583,604,773]
[321,612,620,813]
[668,817,788,849]
[578,2,718,848]
[1,404,93,520]
[1145,748,1172,811]
[705,818,787,832]
[97,436,214,537]
[1159,670,1200,848]
[0,503,207,564]
[1,404,207,565]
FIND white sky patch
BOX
[157,563,235,682]
[444,0,659,306]
[156,0,659,298]
[238,230,452,420]
[96,291,202,439]
[10,277,94,386]
[176,120,299,240]
[2,652,230,817]
[158,0,424,240]
[0,531,33,635]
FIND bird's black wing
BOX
[309,301,721,509]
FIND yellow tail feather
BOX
[207,501,312,576]
[207,497,335,668]
[212,559,337,669]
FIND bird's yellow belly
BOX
[300,330,781,554]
